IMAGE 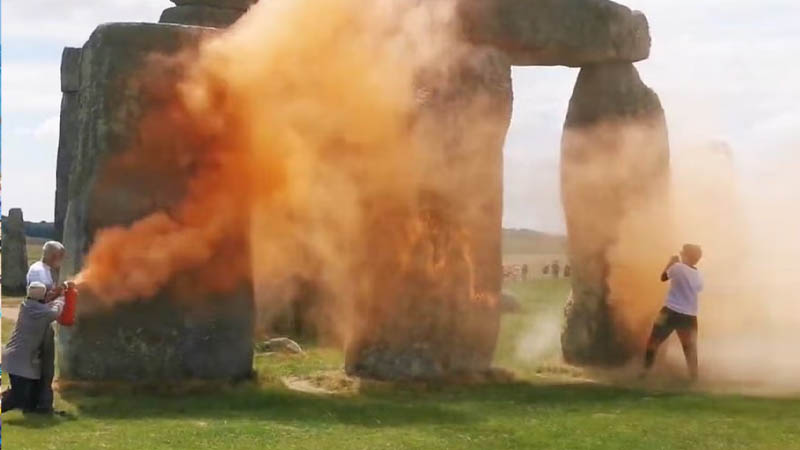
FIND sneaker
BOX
[29,408,68,417]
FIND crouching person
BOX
[1,282,65,414]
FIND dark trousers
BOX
[2,327,56,413]
[35,324,56,411]
[2,374,39,413]
[644,307,699,379]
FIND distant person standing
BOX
[26,241,67,414]
[542,265,549,276]
[564,264,571,278]
[551,261,561,278]
[642,244,704,381]
[521,264,529,281]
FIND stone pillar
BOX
[160,0,257,28]
[343,0,658,378]
[345,48,511,380]
[560,62,670,366]
[2,208,29,296]
[54,47,82,242]
[58,23,254,382]
[460,0,661,366]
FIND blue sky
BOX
[2,0,799,233]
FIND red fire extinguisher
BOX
[59,284,78,326]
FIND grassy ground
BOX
[495,279,571,375]
[3,280,800,449]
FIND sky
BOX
[2,0,799,233]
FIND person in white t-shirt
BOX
[25,240,68,414]
[642,244,704,381]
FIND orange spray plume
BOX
[74,0,495,350]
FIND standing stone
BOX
[2,208,29,296]
[560,62,670,366]
[58,23,254,382]
[55,47,82,242]
[346,0,656,378]
[345,47,511,380]
[160,0,257,28]
[60,47,82,92]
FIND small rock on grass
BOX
[256,337,304,354]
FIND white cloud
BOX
[502,0,800,231]
[2,1,167,219]
[503,66,575,231]
[2,62,61,116]
[3,0,166,45]
[33,116,61,142]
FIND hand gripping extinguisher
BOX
[58,283,78,326]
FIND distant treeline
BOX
[1,219,563,253]
[25,221,57,240]
[502,228,567,255]
[1,217,57,240]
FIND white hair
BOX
[42,241,66,261]
[28,281,47,300]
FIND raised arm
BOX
[661,255,680,282]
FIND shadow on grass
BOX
[59,384,479,427]
[3,412,79,428]
[52,377,800,429]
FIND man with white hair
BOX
[28,241,67,293]
[25,240,69,414]
[1,282,65,413]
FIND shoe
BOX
[29,408,68,417]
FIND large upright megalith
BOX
[54,47,82,242]
[560,63,670,366]
[462,0,666,368]
[57,19,254,382]
[2,208,29,295]
[345,48,512,380]
[346,0,659,379]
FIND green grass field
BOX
[3,279,799,449]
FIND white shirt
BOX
[665,263,704,316]
[27,261,56,290]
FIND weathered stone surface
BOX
[61,47,82,93]
[54,94,79,242]
[55,48,82,241]
[1,209,30,295]
[459,0,651,67]
[560,62,670,366]
[57,287,253,381]
[172,0,256,10]
[59,23,253,381]
[160,5,245,28]
[563,63,664,127]
[345,48,511,380]
[63,23,215,272]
